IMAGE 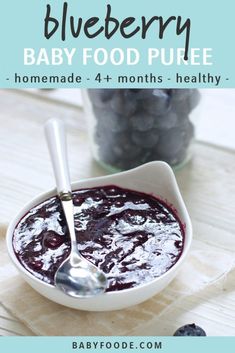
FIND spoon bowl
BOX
[55,253,107,298]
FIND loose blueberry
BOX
[173,323,206,336]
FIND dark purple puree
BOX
[13,186,184,292]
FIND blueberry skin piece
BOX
[173,324,207,336]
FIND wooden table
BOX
[0,89,235,336]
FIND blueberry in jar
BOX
[143,89,170,116]
[110,90,137,116]
[93,106,129,133]
[171,89,200,115]
[131,129,159,149]
[88,89,116,108]
[87,88,200,170]
[154,111,178,130]
[130,110,155,132]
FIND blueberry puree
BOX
[13,186,185,292]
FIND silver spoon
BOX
[45,119,107,298]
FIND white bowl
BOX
[6,162,192,311]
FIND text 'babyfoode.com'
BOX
[72,339,162,351]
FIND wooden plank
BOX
[0,305,34,336]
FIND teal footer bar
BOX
[0,337,234,353]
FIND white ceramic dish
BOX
[7,161,192,311]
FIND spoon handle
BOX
[45,119,78,253]
[45,119,71,195]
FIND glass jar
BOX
[82,89,200,172]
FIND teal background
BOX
[0,337,235,353]
[0,0,234,87]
